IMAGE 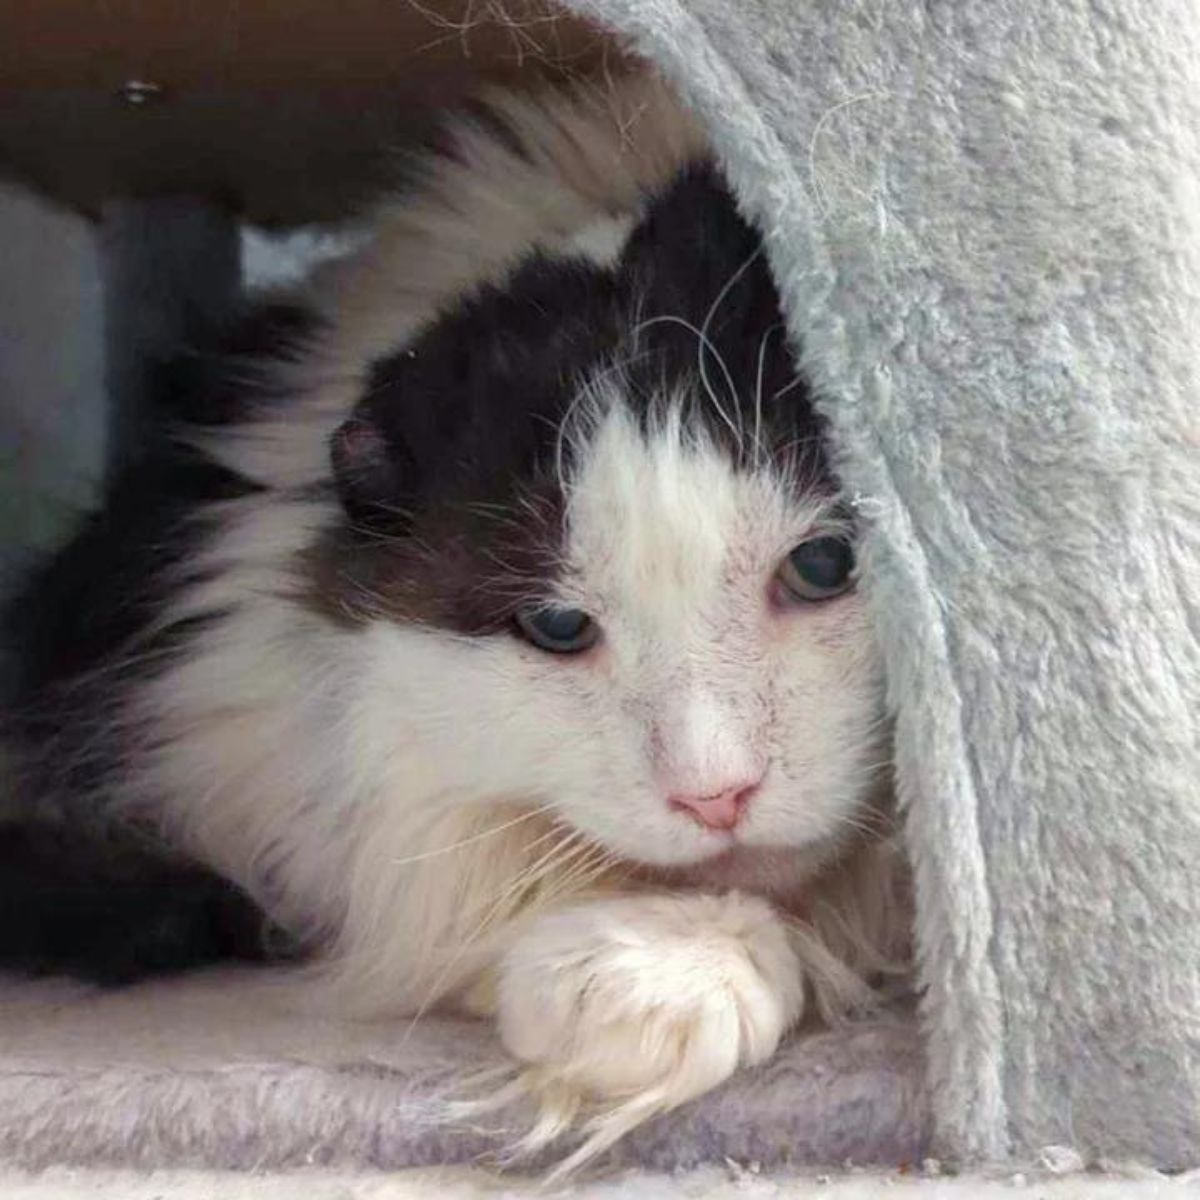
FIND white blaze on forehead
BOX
[560,395,826,627]
[554,392,868,823]
[562,402,743,624]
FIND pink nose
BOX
[669,782,758,831]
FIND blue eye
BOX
[778,536,855,601]
[514,606,600,654]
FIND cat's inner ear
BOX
[330,414,412,527]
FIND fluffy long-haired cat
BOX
[2,74,909,1171]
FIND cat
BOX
[2,74,909,1170]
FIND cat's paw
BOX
[495,890,804,1174]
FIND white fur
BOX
[564,213,638,265]
[536,393,885,872]
[496,891,805,1178]
[91,75,906,1170]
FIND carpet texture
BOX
[555,0,1200,1170]
[0,970,925,1172]
[5,1162,1199,1200]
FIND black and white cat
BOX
[3,75,908,1167]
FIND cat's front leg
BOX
[494,890,805,1173]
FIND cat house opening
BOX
[0,0,922,1177]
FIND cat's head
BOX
[317,164,887,872]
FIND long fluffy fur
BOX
[5,73,910,1171]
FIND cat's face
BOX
[321,164,887,871]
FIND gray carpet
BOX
[561,0,1200,1168]
[0,970,923,1171]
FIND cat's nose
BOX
[669,781,759,831]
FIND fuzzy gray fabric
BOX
[557,0,1200,1170]
[0,971,924,1171]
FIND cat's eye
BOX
[777,536,856,602]
[514,606,600,654]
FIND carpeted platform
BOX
[5,1162,1197,1199]
[0,969,924,1173]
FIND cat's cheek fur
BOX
[494,890,805,1175]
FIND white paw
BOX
[494,891,804,1173]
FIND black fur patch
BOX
[8,300,323,707]
[319,162,830,633]
[150,301,321,427]
[316,252,612,632]
[2,298,321,984]
[0,825,291,984]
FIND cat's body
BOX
[3,76,908,1168]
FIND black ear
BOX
[329,415,413,527]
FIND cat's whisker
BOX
[389,805,557,867]
[513,489,557,525]
[539,842,613,901]
[698,247,764,457]
[753,321,784,460]
[473,832,603,933]
[462,500,513,517]
[832,812,884,839]
[400,826,594,1043]
[543,855,618,908]
[478,546,543,583]
[773,372,807,401]
[555,371,605,500]
[501,832,593,905]
[582,347,658,403]
[633,314,741,449]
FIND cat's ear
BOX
[329,414,413,527]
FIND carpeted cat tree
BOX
[575,0,1200,1170]
[2,0,1198,1182]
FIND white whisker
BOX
[401,828,602,1044]
[390,804,557,866]
[699,248,763,457]
[754,320,784,458]
[633,313,741,446]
